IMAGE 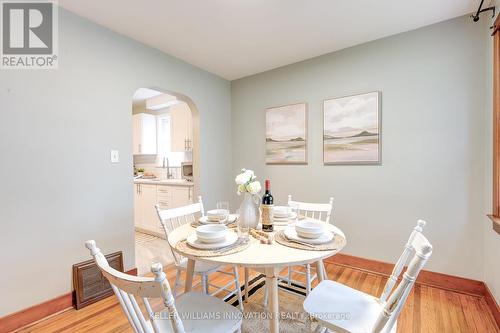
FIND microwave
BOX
[181,162,193,181]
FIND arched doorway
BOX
[131,87,200,275]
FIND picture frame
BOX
[265,102,308,165]
[323,91,381,165]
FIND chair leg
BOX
[201,273,208,294]
[322,260,328,280]
[173,269,181,298]
[263,282,269,307]
[244,267,249,303]
[306,264,311,295]
[232,266,244,311]
[313,324,326,333]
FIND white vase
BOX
[238,192,260,229]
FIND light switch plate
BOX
[110,150,119,163]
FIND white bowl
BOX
[207,209,229,221]
[196,224,228,243]
[295,219,325,239]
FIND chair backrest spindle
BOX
[155,200,205,266]
[288,195,334,223]
[372,220,433,333]
[379,219,426,302]
[85,240,186,333]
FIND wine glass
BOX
[236,208,250,240]
[288,202,300,226]
[217,201,230,222]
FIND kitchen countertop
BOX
[133,178,194,187]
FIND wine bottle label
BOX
[261,204,273,230]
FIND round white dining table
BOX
[167,223,346,333]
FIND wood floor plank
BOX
[15,263,499,333]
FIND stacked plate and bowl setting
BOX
[197,209,238,226]
[187,207,240,250]
[271,206,298,225]
[187,224,239,249]
[283,219,334,245]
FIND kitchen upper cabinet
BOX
[133,113,157,155]
[170,103,193,152]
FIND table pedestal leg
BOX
[265,267,279,333]
[315,260,325,282]
[185,259,195,293]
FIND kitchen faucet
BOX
[163,156,173,179]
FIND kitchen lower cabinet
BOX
[134,183,194,238]
[133,184,143,228]
[170,186,193,208]
[134,184,159,234]
[140,184,159,233]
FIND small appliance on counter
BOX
[181,162,193,181]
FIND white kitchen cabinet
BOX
[133,184,143,228]
[132,113,157,155]
[140,184,158,233]
[170,186,193,208]
[134,184,160,235]
[170,103,193,152]
[134,183,194,237]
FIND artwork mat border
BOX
[322,91,382,165]
[265,102,308,165]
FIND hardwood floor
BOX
[16,262,499,333]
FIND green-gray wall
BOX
[232,15,492,291]
[2,8,500,317]
[0,9,231,316]
[482,0,500,304]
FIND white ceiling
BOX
[132,88,163,103]
[59,0,481,80]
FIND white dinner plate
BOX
[272,206,290,217]
[283,226,334,245]
[187,231,238,249]
[272,212,297,222]
[198,214,238,225]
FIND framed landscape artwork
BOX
[266,103,307,164]
[323,92,381,164]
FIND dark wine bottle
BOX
[261,179,274,232]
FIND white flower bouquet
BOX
[235,169,261,195]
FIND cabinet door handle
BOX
[139,144,142,153]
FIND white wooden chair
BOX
[85,240,242,333]
[303,220,432,333]
[280,195,334,294]
[260,195,334,306]
[155,197,244,311]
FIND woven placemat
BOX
[190,221,237,228]
[274,230,346,251]
[175,237,250,257]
